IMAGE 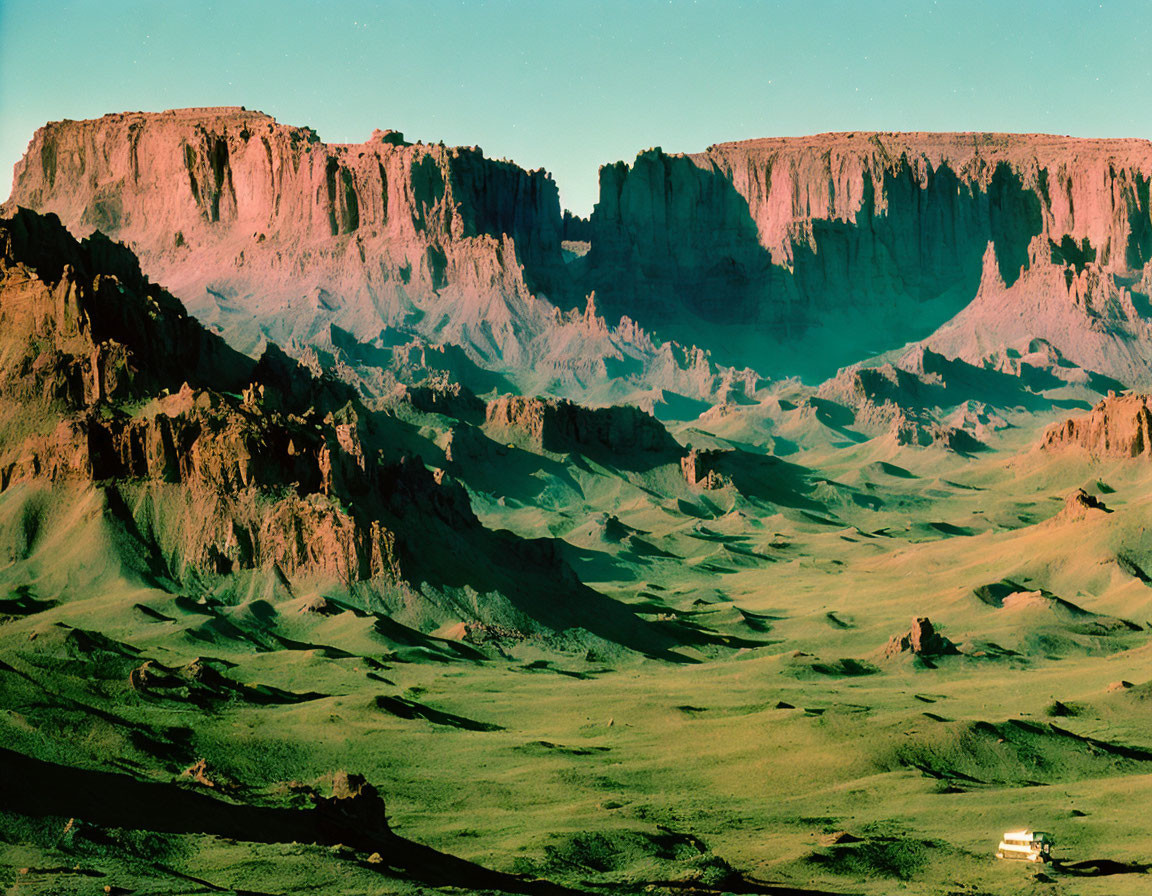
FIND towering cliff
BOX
[10,115,1152,386]
[5,108,767,407]
[586,133,1152,379]
[4,107,571,360]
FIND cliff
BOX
[0,207,253,406]
[4,108,570,359]
[1040,392,1152,457]
[587,133,1152,379]
[5,109,770,407]
[484,394,681,463]
[14,114,1152,388]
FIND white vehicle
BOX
[996,830,1053,863]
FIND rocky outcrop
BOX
[1054,488,1112,523]
[0,383,404,585]
[815,350,990,450]
[0,209,571,592]
[680,447,732,489]
[0,209,672,657]
[0,211,412,585]
[399,379,486,423]
[485,395,681,459]
[586,133,1152,378]
[6,108,565,296]
[4,109,777,408]
[883,617,959,658]
[1040,393,1152,457]
[0,208,252,407]
[889,412,983,453]
[313,771,391,842]
[924,238,1152,384]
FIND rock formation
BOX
[680,447,732,489]
[399,379,486,423]
[815,348,994,450]
[0,207,252,406]
[13,112,1152,389]
[883,617,959,658]
[5,109,776,406]
[1054,488,1112,523]
[1040,392,1152,457]
[586,133,1152,379]
[2,108,581,376]
[0,209,601,605]
[484,395,681,459]
[5,107,566,312]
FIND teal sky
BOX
[2,0,1151,216]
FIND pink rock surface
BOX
[4,107,567,358]
[1041,392,1152,457]
[588,133,1152,378]
[10,113,1152,384]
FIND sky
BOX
[2,0,1152,216]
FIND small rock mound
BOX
[1056,488,1112,522]
[299,594,340,616]
[820,831,863,846]
[883,617,959,659]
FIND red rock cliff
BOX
[5,107,569,353]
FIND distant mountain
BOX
[585,133,1152,380]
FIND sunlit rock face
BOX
[4,107,570,359]
[1041,392,1152,457]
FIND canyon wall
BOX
[9,114,1152,384]
[586,133,1152,376]
[0,209,586,606]
[4,107,570,357]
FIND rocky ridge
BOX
[1040,392,1152,457]
[0,209,620,641]
[484,394,681,459]
[15,111,1152,401]
[3,108,762,410]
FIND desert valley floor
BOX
[5,360,1152,896]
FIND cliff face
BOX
[0,207,253,406]
[1040,393,1152,457]
[5,108,570,355]
[13,114,1152,386]
[484,395,681,462]
[587,133,1152,378]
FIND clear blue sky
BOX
[2,0,1151,216]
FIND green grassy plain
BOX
[4,399,1152,896]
